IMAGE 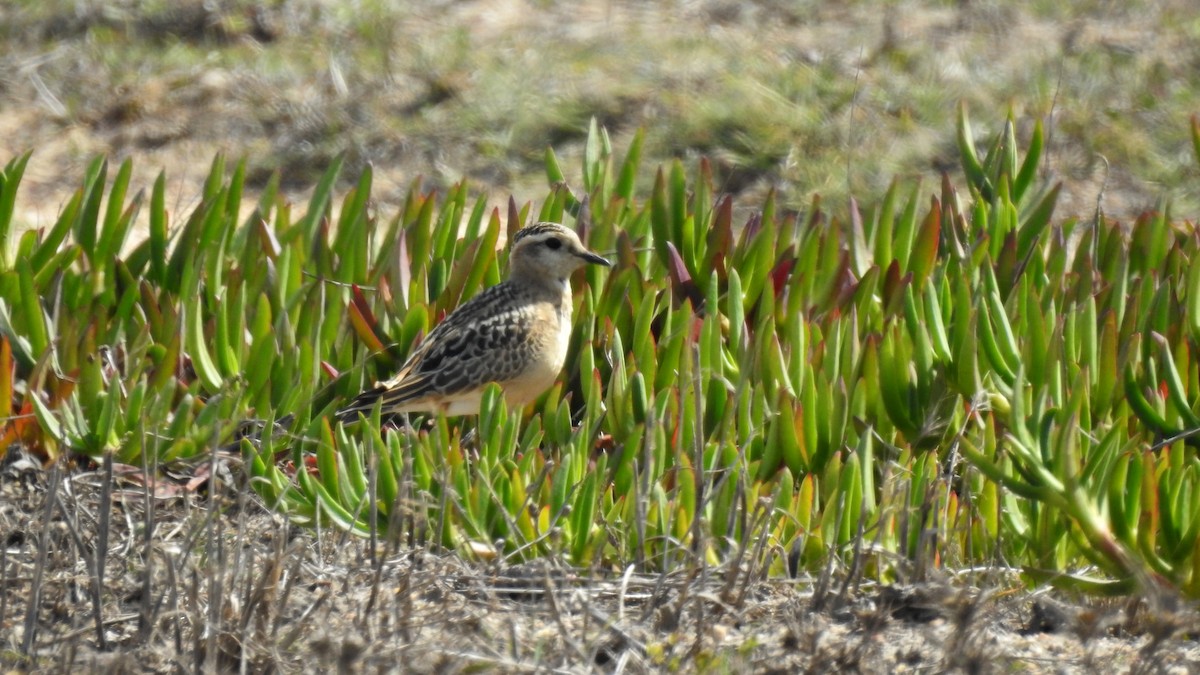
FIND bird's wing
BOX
[340,283,537,417]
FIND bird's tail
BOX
[335,385,387,424]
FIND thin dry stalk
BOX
[20,460,62,661]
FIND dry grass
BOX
[4,445,1199,673]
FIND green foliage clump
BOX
[4,112,1200,599]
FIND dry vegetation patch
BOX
[4,447,1199,672]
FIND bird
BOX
[337,221,611,422]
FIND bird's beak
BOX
[578,250,612,267]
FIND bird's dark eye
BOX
[544,238,562,250]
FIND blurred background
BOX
[2,0,1199,229]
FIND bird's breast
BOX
[503,291,573,407]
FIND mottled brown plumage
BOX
[338,222,610,420]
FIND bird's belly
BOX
[503,362,560,407]
[387,391,484,416]
[443,394,486,416]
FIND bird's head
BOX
[509,222,611,283]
